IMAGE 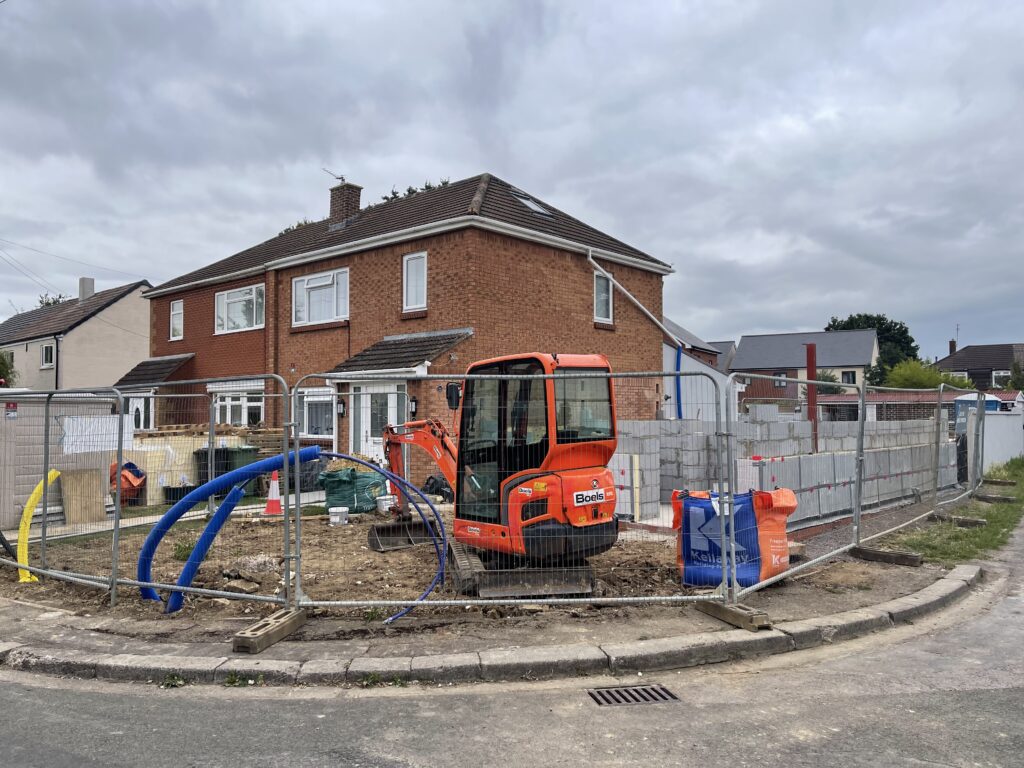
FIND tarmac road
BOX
[3,530,1024,768]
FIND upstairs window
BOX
[841,370,856,385]
[169,300,184,340]
[215,284,265,334]
[993,370,1012,388]
[594,272,613,323]
[40,343,55,369]
[403,252,427,312]
[773,372,788,388]
[293,268,349,326]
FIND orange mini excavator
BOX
[367,353,620,598]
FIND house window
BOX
[214,392,264,426]
[169,300,184,340]
[594,272,613,323]
[214,284,265,334]
[403,252,427,311]
[292,268,349,326]
[773,372,788,388]
[993,370,1012,388]
[297,388,335,438]
[841,370,856,385]
[40,343,55,369]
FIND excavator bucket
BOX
[367,520,437,552]
[445,541,595,598]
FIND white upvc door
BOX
[349,383,405,463]
[128,390,155,431]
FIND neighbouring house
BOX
[934,341,1024,390]
[707,340,737,374]
[661,317,737,420]
[130,173,672,463]
[0,278,151,391]
[729,329,879,406]
[817,389,961,423]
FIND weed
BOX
[159,673,187,689]
[363,607,385,622]
[172,536,197,562]
[391,676,407,688]
[223,671,244,687]
[358,673,383,688]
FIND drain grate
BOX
[587,684,679,707]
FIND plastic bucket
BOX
[376,495,397,514]
[329,506,350,526]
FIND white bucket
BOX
[376,495,397,514]
[328,506,349,526]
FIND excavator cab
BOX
[453,353,619,563]
[369,353,620,597]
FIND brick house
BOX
[730,329,879,407]
[127,174,672,463]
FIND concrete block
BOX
[776,608,893,650]
[602,629,793,673]
[6,647,105,679]
[410,652,481,682]
[96,653,227,683]
[479,644,607,680]
[297,659,351,685]
[347,656,413,682]
[944,565,982,586]
[214,658,300,685]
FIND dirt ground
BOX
[0,496,958,644]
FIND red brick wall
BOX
[149,225,665,433]
[685,348,718,367]
[737,368,800,406]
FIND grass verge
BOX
[885,458,1024,567]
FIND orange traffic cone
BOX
[263,470,282,516]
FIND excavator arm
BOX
[382,419,458,498]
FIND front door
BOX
[350,383,405,463]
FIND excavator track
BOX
[446,540,594,599]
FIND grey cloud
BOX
[1,0,1022,360]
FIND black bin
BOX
[193,447,232,486]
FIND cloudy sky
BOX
[1,0,1022,360]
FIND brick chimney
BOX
[948,339,957,356]
[329,181,362,227]
[78,277,95,304]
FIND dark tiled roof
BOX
[662,317,718,354]
[149,174,666,294]
[935,344,1024,371]
[331,329,473,374]
[731,330,877,371]
[113,353,194,390]
[0,281,150,345]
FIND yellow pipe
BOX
[17,469,60,583]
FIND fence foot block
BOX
[695,601,772,632]
[850,546,923,567]
[929,512,988,529]
[233,608,307,654]
[788,540,806,561]
[976,493,1015,504]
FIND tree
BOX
[801,369,842,398]
[826,314,919,382]
[884,359,972,389]
[0,351,16,387]
[38,292,70,307]
[1008,361,1024,391]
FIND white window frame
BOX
[594,271,613,324]
[40,343,55,369]
[402,252,428,312]
[993,370,1012,388]
[297,387,335,439]
[169,299,184,341]
[214,283,265,335]
[292,268,349,327]
[773,372,788,388]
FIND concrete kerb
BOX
[0,565,984,686]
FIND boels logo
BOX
[573,489,607,507]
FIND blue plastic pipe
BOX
[137,446,320,602]
[165,484,247,614]
[675,344,684,420]
[321,452,446,623]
